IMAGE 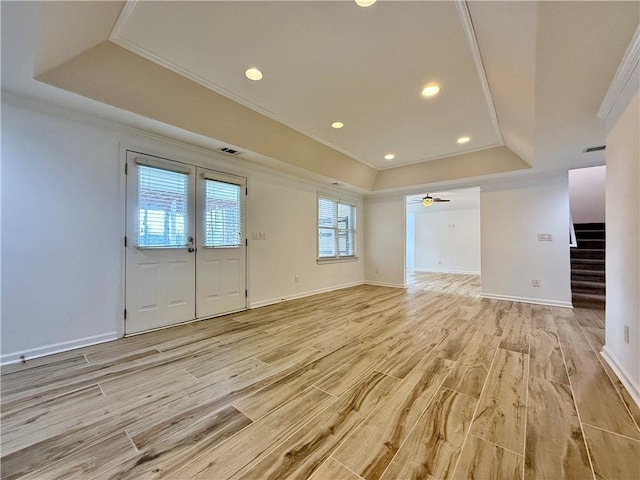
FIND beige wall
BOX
[603,91,639,404]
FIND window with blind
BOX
[137,165,188,247]
[318,195,357,260]
[204,179,242,248]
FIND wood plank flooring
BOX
[2,272,639,479]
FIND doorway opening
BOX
[405,187,481,291]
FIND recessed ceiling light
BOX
[331,121,344,129]
[355,0,376,6]
[457,136,471,144]
[384,154,395,161]
[245,68,263,81]
[421,84,440,97]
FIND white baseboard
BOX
[250,281,365,309]
[479,293,573,308]
[601,346,640,409]
[413,268,480,275]
[365,281,406,288]
[1,332,119,366]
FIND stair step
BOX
[571,249,605,260]
[570,257,604,265]
[572,292,606,308]
[572,280,606,295]
[575,230,606,239]
[574,223,605,231]
[577,239,605,249]
[571,270,605,282]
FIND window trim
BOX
[316,193,358,263]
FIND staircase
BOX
[571,223,605,308]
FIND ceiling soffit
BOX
[36,41,379,191]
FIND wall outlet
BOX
[437,260,442,265]
[375,268,380,274]
[532,279,541,287]
[538,233,553,241]
[624,325,629,344]
[295,274,300,283]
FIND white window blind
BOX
[204,179,242,248]
[318,195,356,259]
[137,165,188,247]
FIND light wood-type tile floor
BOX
[2,272,639,479]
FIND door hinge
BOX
[125,163,128,175]
[245,290,248,298]
[124,309,127,320]
[124,236,128,247]
[245,238,248,247]
[245,187,248,196]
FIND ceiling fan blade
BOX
[433,198,451,202]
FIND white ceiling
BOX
[110,1,502,169]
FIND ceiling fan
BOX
[409,194,451,208]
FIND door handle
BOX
[188,236,196,253]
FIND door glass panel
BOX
[137,165,189,247]
[204,180,242,248]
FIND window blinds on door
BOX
[137,164,189,248]
[203,179,242,248]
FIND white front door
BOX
[196,169,247,318]
[125,153,196,334]
[125,152,247,334]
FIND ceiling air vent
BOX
[583,145,606,153]
[218,147,243,156]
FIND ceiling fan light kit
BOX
[409,194,453,208]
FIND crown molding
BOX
[455,1,504,146]
[598,25,640,124]
[109,0,138,42]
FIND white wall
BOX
[2,102,122,360]
[248,177,364,307]
[406,212,415,270]
[480,175,572,306]
[1,99,364,363]
[364,196,405,287]
[413,209,480,274]
[603,91,639,405]
[568,165,606,223]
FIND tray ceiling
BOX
[110,1,502,169]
